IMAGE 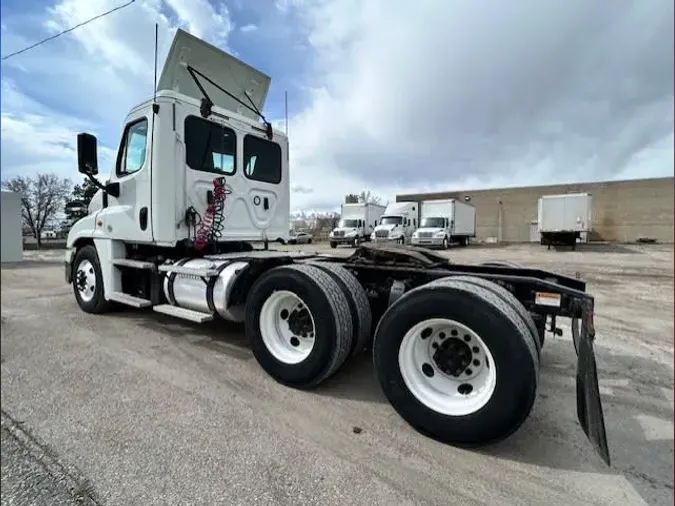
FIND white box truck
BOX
[329,202,386,248]
[371,202,419,244]
[411,199,476,249]
[61,28,611,466]
[538,193,593,250]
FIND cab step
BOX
[153,304,214,323]
[158,264,219,277]
[113,259,156,270]
[108,291,152,308]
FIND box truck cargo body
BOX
[371,202,419,244]
[411,199,476,249]
[330,202,386,248]
[538,193,593,249]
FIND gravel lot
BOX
[1,243,673,505]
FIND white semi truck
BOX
[538,193,593,250]
[64,29,610,465]
[370,202,419,244]
[411,199,476,249]
[329,202,386,248]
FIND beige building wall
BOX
[397,177,674,244]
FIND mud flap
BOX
[575,300,611,466]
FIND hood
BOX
[415,227,444,234]
[157,29,271,120]
[375,223,397,231]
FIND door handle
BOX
[207,190,213,204]
[263,197,269,210]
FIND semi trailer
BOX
[371,202,419,244]
[64,29,610,466]
[329,202,386,248]
[411,199,476,249]
[538,193,593,250]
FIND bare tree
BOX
[2,173,72,249]
[358,190,382,205]
[345,193,359,204]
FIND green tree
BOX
[2,173,72,249]
[345,193,359,203]
[65,177,99,224]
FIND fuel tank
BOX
[162,258,249,322]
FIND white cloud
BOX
[0,0,672,214]
[0,0,233,182]
[279,0,674,210]
[240,24,258,33]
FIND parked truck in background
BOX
[62,28,610,466]
[329,202,386,248]
[538,193,593,250]
[371,202,419,244]
[411,199,476,249]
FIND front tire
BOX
[373,280,539,447]
[442,237,449,250]
[72,245,111,314]
[245,264,354,388]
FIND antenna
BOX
[284,90,289,135]
[152,22,158,107]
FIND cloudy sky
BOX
[1,0,673,213]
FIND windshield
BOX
[380,216,402,226]
[338,219,359,228]
[421,217,445,228]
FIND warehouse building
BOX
[1,190,24,262]
[397,176,674,244]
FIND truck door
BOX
[99,112,154,243]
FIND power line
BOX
[1,0,137,61]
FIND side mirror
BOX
[77,133,99,175]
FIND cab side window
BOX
[244,134,282,184]
[116,119,148,176]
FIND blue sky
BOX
[1,0,673,213]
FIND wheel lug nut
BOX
[465,368,473,375]
[473,359,480,366]
[472,346,479,353]
[463,334,471,342]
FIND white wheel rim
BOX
[75,259,97,303]
[259,290,316,364]
[398,318,497,416]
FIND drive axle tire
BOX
[245,264,354,388]
[430,276,542,355]
[373,280,539,447]
[310,262,372,356]
[72,245,111,314]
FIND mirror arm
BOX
[85,174,120,198]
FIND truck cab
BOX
[67,28,290,262]
[411,216,451,249]
[329,202,385,248]
[371,202,418,244]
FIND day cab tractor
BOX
[64,29,610,465]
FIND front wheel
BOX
[442,237,449,250]
[397,236,405,245]
[353,236,361,248]
[72,245,111,314]
[373,279,539,446]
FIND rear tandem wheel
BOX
[245,264,354,388]
[372,278,539,447]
